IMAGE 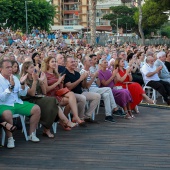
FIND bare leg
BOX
[43,128,54,138]
[142,93,154,104]
[29,105,41,135]
[60,92,82,123]
[58,106,76,128]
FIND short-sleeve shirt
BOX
[64,68,82,94]
[141,63,160,84]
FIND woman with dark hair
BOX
[127,53,144,86]
[11,60,20,79]
[32,52,41,69]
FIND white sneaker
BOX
[28,132,40,142]
[7,137,15,149]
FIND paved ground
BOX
[1,105,170,170]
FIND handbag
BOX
[56,87,70,96]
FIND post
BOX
[116,18,122,42]
[126,23,127,37]
[25,1,28,34]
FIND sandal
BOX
[42,130,54,138]
[59,122,72,131]
[72,119,87,127]
[124,111,132,119]
[66,121,77,128]
[1,122,17,133]
[128,110,135,119]
[146,98,156,105]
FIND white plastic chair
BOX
[86,101,99,121]
[1,114,28,146]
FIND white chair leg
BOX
[52,122,57,134]
[68,113,71,121]
[1,128,5,146]
[92,112,95,120]
[19,115,28,141]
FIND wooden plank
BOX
[1,106,170,170]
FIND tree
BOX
[0,0,57,32]
[137,0,145,45]
[134,0,169,37]
[102,6,138,33]
[89,0,97,46]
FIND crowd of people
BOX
[0,27,170,149]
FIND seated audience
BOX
[64,56,101,123]
[42,56,85,126]
[80,56,125,122]
[165,51,170,72]
[98,58,133,119]
[0,59,40,148]
[154,51,170,83]
[114,58,154,113]
[21,61,77,134]
[141,56,170,105]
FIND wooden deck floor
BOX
[1,106,170,170]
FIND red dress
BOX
[115,69,144,109]
[45,72,63,102]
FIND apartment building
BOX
[51,0,135,32]
[51,0,89,32]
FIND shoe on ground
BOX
[28,132,40,142]
[113,109,126,117]
[84,118,99,124]
[7,137,15,149]
[105,116,116,123]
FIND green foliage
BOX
[134,0,169,35]
[151,0,170,10]
[102,5,138,32]
[0,0,57,32]
[161,23,170,38]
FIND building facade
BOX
[51,0,136,32]
[52,0,89,32]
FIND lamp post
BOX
[116,18,122,42]
[25,0,32,35]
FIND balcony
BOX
[63,0,80,5]
[63,22,80,25]
[96,21,110,26]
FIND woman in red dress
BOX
[42,56,85,128]
[114,58,154,113]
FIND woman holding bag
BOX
[20,61,76,137]
[41,56,85,127]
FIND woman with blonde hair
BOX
[42,56,86,127]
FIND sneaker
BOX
[105,116,116,123]
[7,137,15,149]
[113,109,126,117]
[28,132,40,142]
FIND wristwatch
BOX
[9,85,14,91]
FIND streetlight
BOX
[116,18,122,42]
[25,0,32,35]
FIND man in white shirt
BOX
[0,60,41,148]
[141,56,170,105]
[154,51,170,83]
